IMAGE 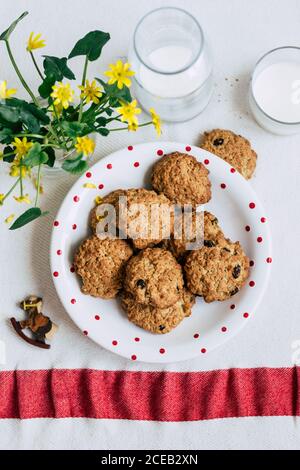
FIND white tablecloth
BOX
[1,0,300,450]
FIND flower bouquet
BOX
[0,11,161,230]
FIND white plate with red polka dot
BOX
[50,142,272,363]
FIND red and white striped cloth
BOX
[1,0,300,450]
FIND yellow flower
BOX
[118,100,141,126]
[51,82,74,110]
[5,214,15,224]
[49,102,64,117]
[0,194,5,205]
[104,60,135,90]
[75,136,95,156]
[10,164,29,178]
[27,32,46,52]
[83,183,97,189]
[79,79,102,104]
[150,108,162,136]
[14,194,31,204]
[0,81,17,100]
[128,122,138,132]
[12,137,33,157]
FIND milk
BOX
[139,45,211,99]
[253,61,300,123]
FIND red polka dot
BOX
[245,225,251,232]
[249,202,256,209]
[53,271,59,277]
[249,281,255,287]
[134,162,140,168]
[71,298,76,304]
[73,196,79,203]
[157,149,164,156]
[250,260,255,267]
[53,220,59,227]
[95,315,100,321]
[220,183,226,189]
[107,164,112,169]
[204,159,210,165]
[243,313,249,318]
[72,224,77,230]
[134,337,140,342]
[70,265,75,273]
[261,217,266,223]
[230,168,236,174]
[266,257,273,264]
[257,236,263,243]
[186,146,192,152]
[83,330,88,336]
[131,354,137,361]
[201,348,207,354]
[57,250,62,256]
[159,348,165,354]
[86,172,92,178]
[98,184,104,190]
[112,340,118,346]
[221,327,227,332]
[230,304,235,310]
[194,333,199,339]
[128,145,133,151]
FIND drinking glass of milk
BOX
[250,47,300,135]
[128,7,213,122]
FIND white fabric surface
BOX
[1,0,300,450]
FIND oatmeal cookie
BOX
[151,152,212,207]
[184,240,250,302]
[90,189,126,233]
[91,188,173,250]
[201,129,257,179]
[74,235,133,299]
[123,248,184,308]
[165,211,226,260]
[121,288,195,334]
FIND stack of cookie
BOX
[74,146,251,335]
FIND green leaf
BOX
[2,146,15,162]
[61,121,91,137]
[0,11,28,41]
[95,116,108,126]
[43,56,75,80]
[3,98,49,131]
[0,128,13,144]
[69,30,110,61]
[44,146,55,167]
[0,105,19,123]
[95,79,132,104]
[9,207,49,230]
[96,127,109,136]
[23,143,48,168]
[62,152,88,174]
[38,74,56,99]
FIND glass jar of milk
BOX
[250,47,300,135]
[128,7,213,123]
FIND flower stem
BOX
[110,122,152,132]
[5,40,39,106]
[34,163,42,207]
[19,162,24,197]
[29,51,44,81]
[1,177,21,203]
[78,56,89,122]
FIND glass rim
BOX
[250,46,300,126]
[133,7,204,76]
